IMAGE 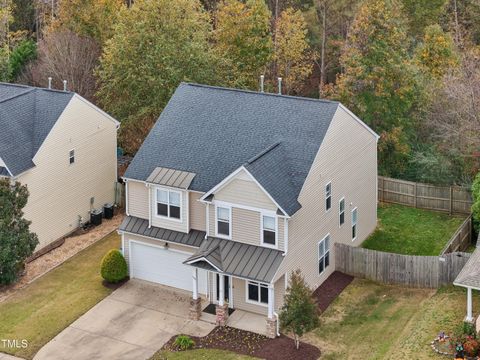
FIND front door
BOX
[216,274,230,305]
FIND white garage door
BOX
[130,241,207,294]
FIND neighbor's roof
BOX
[124,82,340,216]
[454,247,480,289]
[0,83,74,177]
[185,236,284,283]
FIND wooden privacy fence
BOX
[378,176,472,214]
[441,215,473,255]
[335,243,471,288]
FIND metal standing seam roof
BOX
[146,167,196,189]
[119,216,205,248]
[184,236,284,283]
[454,247,480,289]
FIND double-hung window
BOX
[156,189,181,220]
[339,198,345,226]
[318,234,330,274]
[247,281,268,305]
[325,182,332,211]
[352,208,358,241]
[216,206,231,238]
[261,215,276,246]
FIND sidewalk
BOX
[0,352,25,360]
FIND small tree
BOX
[279,269,320,349]
[0,179,38,285]
[100,249,128,283]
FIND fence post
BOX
[414,182,417,208]
[382,177,385,202]
[449,186,453,215]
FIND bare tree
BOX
[21,30,100,100]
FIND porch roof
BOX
[184,237,284,283]
[454,247,480,290]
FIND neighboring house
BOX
[119,83,378,337]
[0,83,120,251]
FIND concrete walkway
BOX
[0,353,25,360]
[34,280,215,360]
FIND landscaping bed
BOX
[362,203,466,255]
[313,271,354,312]
[158,326,320,360]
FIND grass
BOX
[362,203,466,255]
[0,231,120,359]
[151,349,257,360]
[305,279,479,359]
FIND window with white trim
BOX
[325,182,332,211]
[216,206,231,237]
[339,198,345,226]
[318,234,330,274]
[156,189,181,219]
[352,208,358,241]
[69,149,75,164]
[247,281,269,305]
[261,215,276,246]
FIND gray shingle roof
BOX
[454,248,480,289]
[119,216,206,247]
[185,236,284,283]
[124,83,339,216]
[0,166,10,176]
[0,83,74,177]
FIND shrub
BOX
[100,249,128,283]
[472,172,480,232]
[463,322,477,338]
[173,335,195,351]
[464,338,479,357]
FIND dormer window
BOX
[261,215,276,247]
[216,206,231,238]
[156,188,181,220]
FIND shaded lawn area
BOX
[305,279,479,360]
[151,349,257,360]
[362,203,466,255]
[0,231,120,359]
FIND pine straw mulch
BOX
[162,326,321,360]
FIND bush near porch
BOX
[362,203,466,255]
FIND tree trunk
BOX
[295,334,300,350]
[319,2,326,99]
[453,0,460,46]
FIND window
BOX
[216,206,231,238]
[69,149,75,164]
[156,189,181,220]
[262,215,276,246]
[339,198,345,226]
[325,182,332,211]
[352,208,358,241]
[318,234,330,274]
[247,281,269,305]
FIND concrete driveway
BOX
[34,280,215,360]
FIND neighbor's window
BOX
[247,281,269,305]
[325,182,332,211]
[352,208,358,241]
[262,215,276,246]
[318,234,330,274]
[156,189,181,220]
[69,149,75,164]
[216,206,231,237]
[339,198,345,226]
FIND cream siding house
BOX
[119,83,378,338]
[0,83,119,251]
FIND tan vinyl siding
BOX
[274,275,285,310]
[189,191,206,231]
[127,180,149,219]
[274,106,377,289]
[150,186,189,233]
[19,96,117,250]
[232,277,268,316]
[215,176,277,211]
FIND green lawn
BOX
[0,231,120,359]
[151,349,257,360]
[305,279,479,359]
[362,203,466,255]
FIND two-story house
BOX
[119,83,378,338]
[0,83,119,252]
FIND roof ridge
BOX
[0,82,74,96]
[246,141,282,164]
[0,88,35,104]
[182,82,339,105]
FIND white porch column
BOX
[219,274,225,306]
[192,268,198,300]
[268,284,275,319]
[467,287,473,322]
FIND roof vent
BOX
[63,80,67,91]
[278,77,282,95]
[48,77,52,89]
[260,75,265,93]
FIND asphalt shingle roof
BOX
[125,83,339,216]
[454,247,480,289]
[0,83,74,177]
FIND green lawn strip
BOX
[0,231,120,359]
[362,203,466,255]
[150,349,258,360]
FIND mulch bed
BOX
[313,271,354,312]
[162,326,321,360]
